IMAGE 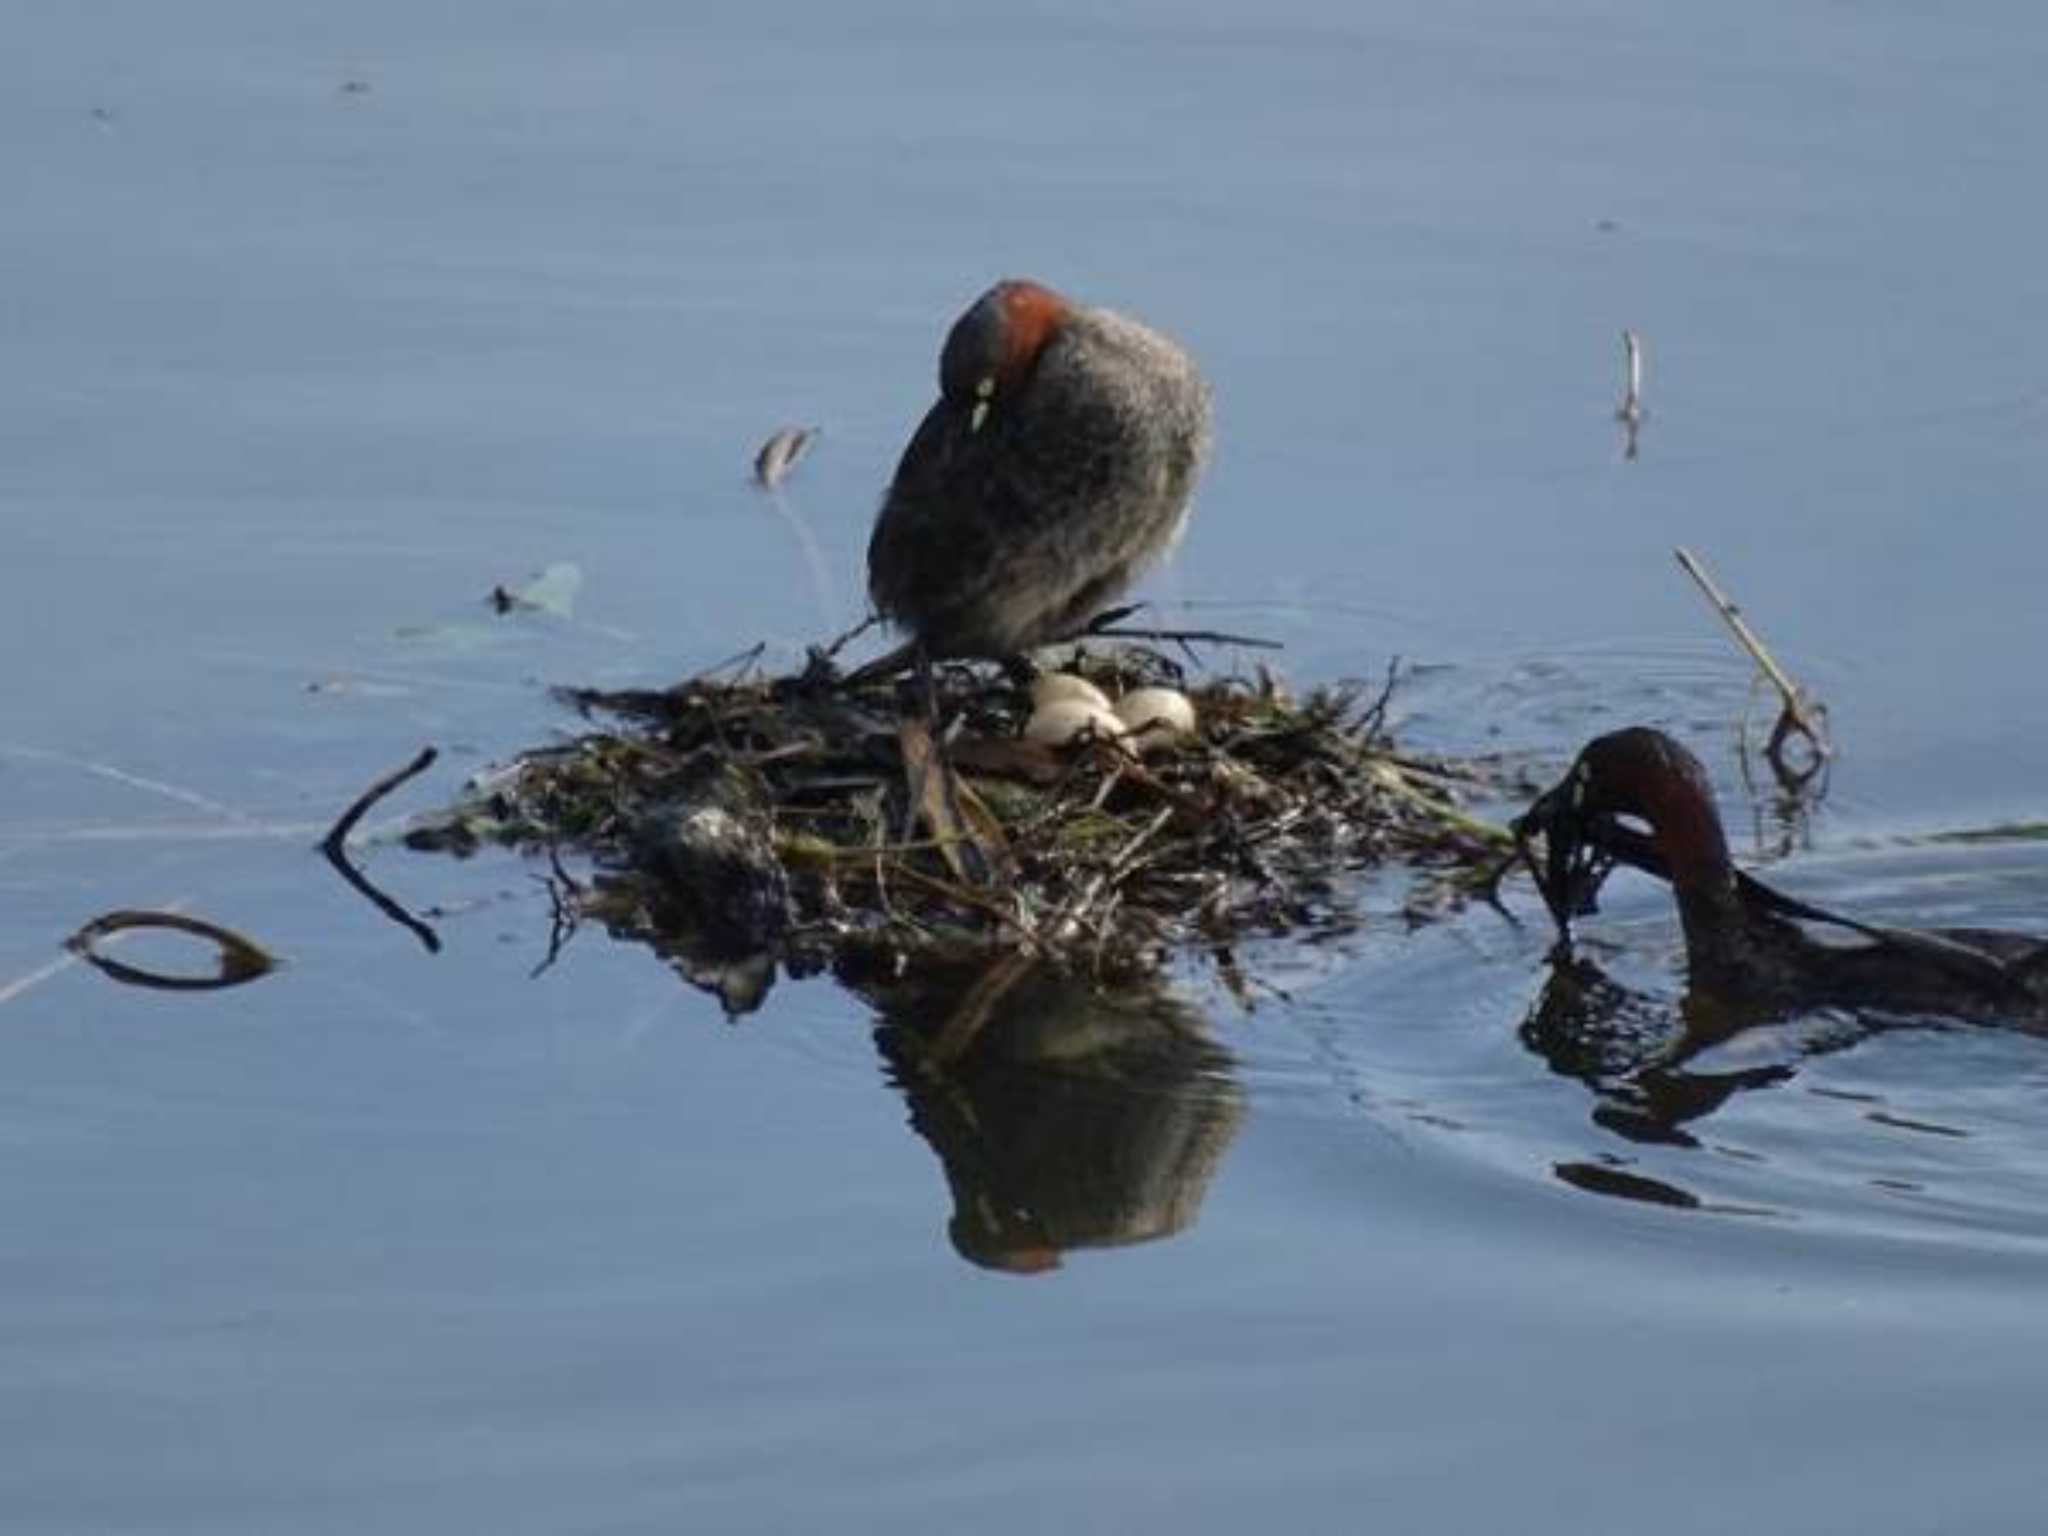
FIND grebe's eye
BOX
[969,376,996,433]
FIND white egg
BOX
[1113,687,1197,749]
[1029,672,1113,712]
[1024,698,1128,748]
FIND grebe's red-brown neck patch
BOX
[939,278,1073,412]
[989,279,1070,382]
[1578,727,1735,894]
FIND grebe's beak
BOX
[969,376,995,433]
[1513,763,1616,944]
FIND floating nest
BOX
[403,642,1529,1012]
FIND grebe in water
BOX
[1517,726,2048,1024]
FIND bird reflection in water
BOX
[1520,947,1893,1211]
[1522,948,1809,1142]
[853,953,1243,1274]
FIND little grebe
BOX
[1516,726,2048,1022]
[868,279,1212,661]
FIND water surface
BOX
[6,2,2048,1530]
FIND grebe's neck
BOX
[1580,728,1743,957]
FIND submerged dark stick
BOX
[65,909,278,991]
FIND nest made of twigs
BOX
[403,643,1524,1005]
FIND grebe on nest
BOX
[868,278,1212,665]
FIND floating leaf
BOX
[488,561,583,618]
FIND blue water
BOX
[5,2,2048,1530]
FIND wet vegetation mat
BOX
[397,643,1532,1012]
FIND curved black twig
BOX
[321,747,442,954]
[322,746,437,857]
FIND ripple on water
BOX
[1392,634,1865,761]
[1222,834,2048,1257]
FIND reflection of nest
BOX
[402,644,1522,995]
[861,955,1245,1273]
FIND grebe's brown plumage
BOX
[868,279,1212,660]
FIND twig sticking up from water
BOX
[753,426,818,489]
[751,427,837,632]
[320,747,443,954]
[1734,672,1829,861]
[1673,547,1831,782]
[1618,330,1644,416]
[322,746,438,855]
[1615,329,1645,461]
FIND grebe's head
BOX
[1572,728,1720,830]
[938,279,1072,432]
[1517,727,1732,937]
